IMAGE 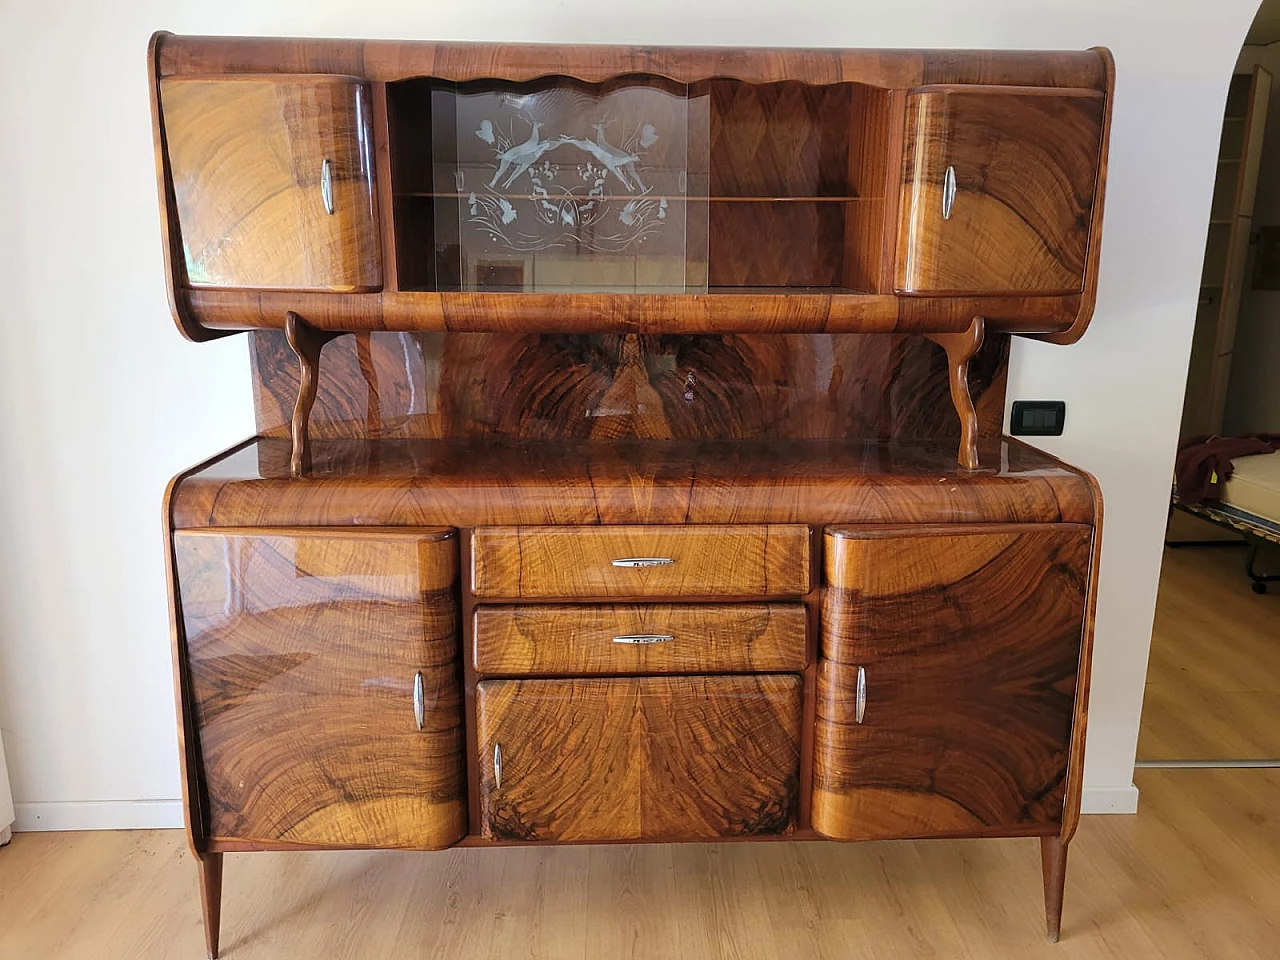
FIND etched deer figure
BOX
[489,121,557,190]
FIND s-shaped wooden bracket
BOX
[285,311,341,478]
[926,316,985,471]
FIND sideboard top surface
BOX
[170,437,1098,529]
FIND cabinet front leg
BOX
[926,316,985,470]
[1039,835,1067,943]
[198,852,224,960]
[284,311,341,478]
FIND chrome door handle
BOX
[855,666,867,724]
[413,672,425,730]
[612,634,674,644]
[493,743,503,789]
[942,165,956,221]
[611,558,674,568]
[321,158,335,215]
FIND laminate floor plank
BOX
[2,769,1277,959]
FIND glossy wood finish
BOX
[471,524,810,599]
[1040,835,1068,942]
[160,75,380,291]
[926,316,985,470]
[171,438,1096,530]
[896,86,1104,295]
[472,603,807,676]
[475,676,802,841]
[813,525,1091,841]
[173,529,466,850]
[149,34,1111,340]
[248,330,1010,442]
[198,853,222,960]
[284,312,340,476]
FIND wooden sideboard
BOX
[151,32,1110,959]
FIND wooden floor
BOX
[1,768,1278,959]
[1138,513,1280,761]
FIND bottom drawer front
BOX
[477,676,802,842]
[473,603,807,675]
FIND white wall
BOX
[1226,43,1280,434]
[0,0,1261,829]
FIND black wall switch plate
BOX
[1010,400,1066,437]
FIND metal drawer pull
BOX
[493,743,503,789]
[855,666,867,724]
[413,672,425,730]
[613,634,675,645]
[942,165,956,220]
[611,557,674,568]
[321,158,335,215]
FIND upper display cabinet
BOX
[149,34,1112,341]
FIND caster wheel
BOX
[1252,582,1267,595]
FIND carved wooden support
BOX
[284,312,340,477]
[1040,835,1068,942]
[926,316,985,470]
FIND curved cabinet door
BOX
[895,86,1104,295]
[174,529,465,849]
[161,76,381,291]
[813,525,1092,841]
[476,675,802,842]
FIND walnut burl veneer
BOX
[173,530,466,850]
[476,676,803,842]
[473,603,808,676]
[154,32,1108,958]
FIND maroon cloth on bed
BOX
[1175,434,1280,504]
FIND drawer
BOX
[473,603,807,676]
[471,525,811,599]
[476,675,802,841]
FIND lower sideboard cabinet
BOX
[474,675,804,842]
[812,525,1093,841]
[172,528,467,849]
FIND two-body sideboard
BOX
[150,33,1110,958]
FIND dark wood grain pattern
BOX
[247,331,1010,442]
[473,603,807,676]
[170,437,1097,529]
[475,676,802,841]
[471,525,810,599]
[812,525,1091,840]
[896,86,1104,295]
[160,76,381,291]
[926,316,985,470]
[284,311,340,476]
[173,529,466,849]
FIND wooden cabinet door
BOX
[174,529,465,849]
[895,86,1104,295]
[813,526,1092,841]
[476,676,802,841]
[161,76,381,291]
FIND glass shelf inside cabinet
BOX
[387,77,874,294]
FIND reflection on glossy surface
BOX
[174,435,1095,529]
[250,330,1010,442]
[174,530,465,848]
[162,77,380,291]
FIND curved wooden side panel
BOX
[476,676,802,842]
[813,525,1092,841]
[173,529,466,850]
[473,603,808,676]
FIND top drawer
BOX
[471,525,811,599]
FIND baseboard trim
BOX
[1081,783,1140,814]
[11,786,1140,833]
[14,800,185,832]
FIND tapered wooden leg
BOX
[284,311,340,478]
[926,316,985,470]
[198,852,223,960]
[1040,835,1068,943]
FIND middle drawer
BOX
[474,603,808,676]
